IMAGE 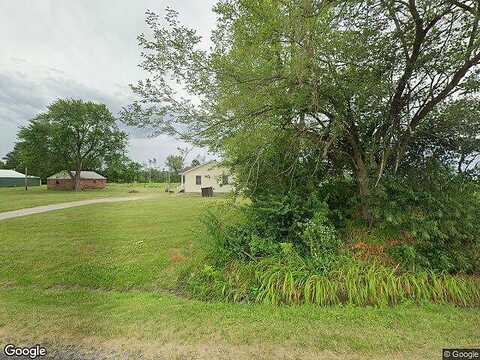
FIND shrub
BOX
[200,205,281,265]
[199,194,339,264]
[248,191,326,247]
[184,170,480,307]
[299,207,341,258]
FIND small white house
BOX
[179,161,233,194]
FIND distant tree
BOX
[147,158,158,182]
[2,146,23,171]
[14,116,64,180]
[19,99,127,191]
[0,160,5,169]
[165,154,184,176]
[103,154,143,183]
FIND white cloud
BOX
[0,0,217,166]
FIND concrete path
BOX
[0,197,148,222]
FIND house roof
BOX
[0,169,40,179]
[181,160,218,175]
[47,171,106,180]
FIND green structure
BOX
[0,170,41,187]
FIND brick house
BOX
[47,171,107,190]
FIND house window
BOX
[196,175,202,185]
[222,175,229,185]
[182,175,185,184]
[56,180,59,185]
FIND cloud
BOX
[0,0,217,164]
[0,64,130,157]
[0,64,155,162]
[0,62,208,165]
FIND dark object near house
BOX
[201,187,213,197]
[47,171,106,190]
[0,170,41,187]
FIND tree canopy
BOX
[165,154,184,176]
[123,0,480,222]
[18,99,127,190]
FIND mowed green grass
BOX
[0,194,204,290]
[0,183,173,212]
[0,191,478,359]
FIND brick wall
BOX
[47,179,107,190]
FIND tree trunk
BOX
[348,133,374,226]
[353,152,373,226]
[74,169,81,192]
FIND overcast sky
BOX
[0,0,217,167]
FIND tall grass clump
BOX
[186,253,480,307]
[253,259,480,307]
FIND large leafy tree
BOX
[20,99,127,191]
[123,0,480,222]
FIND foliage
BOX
[125,1,480,305]
[187,184,480,306]
[124,1,480,222]
[102,155,143,183]
[254,260,480,307]
[299,207,341,258]
[47,99,127,190]
[199,205,280,265]
[200,193,342,266]
[14,99,127,189]
[1,150,22,171]
[372,164,480,273]
[405,98,480,177]
[165,154,184,176]
[1,188,479,358]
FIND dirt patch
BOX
[168,248,187,264]
[0,332,432,360]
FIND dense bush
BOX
[183,163,480,307]
[200,206,281,265]
[200,193,340,264]
[373,165,480,273]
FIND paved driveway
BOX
[0,197,147,222]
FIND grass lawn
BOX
[0,190,478,359]
[0,183,175,213]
